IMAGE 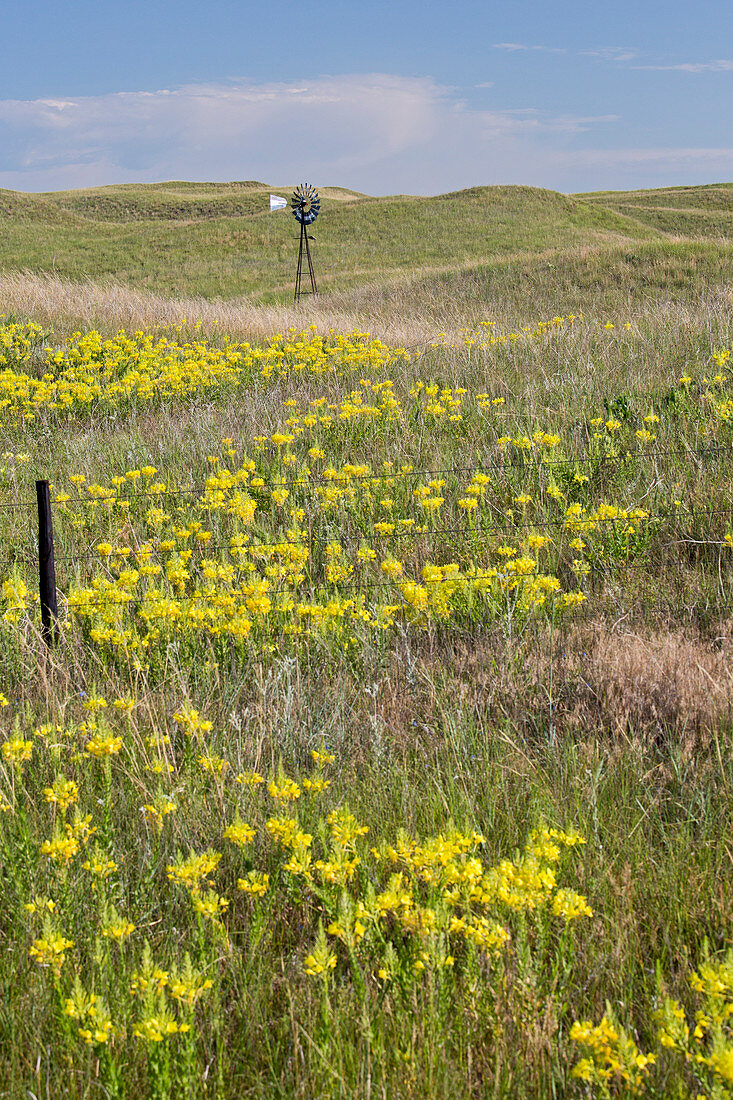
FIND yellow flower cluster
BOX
[35,412,601,664]
[572,949,733,1094]
[230,771,592,980]
[0,686,599,1075]
[30,923,75,977]
[65,976,114,1045]
[0,323,408,425]
[570,1014,656,1094]
[9,317,728,665]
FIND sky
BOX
[0,0,732,195]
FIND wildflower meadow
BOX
[0,255,732,1097]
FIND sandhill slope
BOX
[579,182,733,238]
[0,181,658,302]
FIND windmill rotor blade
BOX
[291,182,320,223]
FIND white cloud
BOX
[635,59,733,73]
[581,47,638,63]
[0,73,728,196]
[561,146,733,168]
[552,145,733,192]
[494,43,635,62]
[493,43,566,53]
[489,44,733,73]
[0,74,616,194]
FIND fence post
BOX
[36,479,58,646]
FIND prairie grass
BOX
[2,233,733,347]
[0,183,731,1098]
[0,180,662,302]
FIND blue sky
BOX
[0,0,731,194]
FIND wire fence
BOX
[0,505,728,572]
[1,503,732,569]
[49,580,733,633]
[0,445,731,646]
[59,580,733,610]
[46,541,733,607]
[0,442,732,511]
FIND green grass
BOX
[581,182,733,238]
[333,236,733,331]
[0,180,668,303]
[1,178,732,323]
[0,180,731,1098]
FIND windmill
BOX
[291,184,320,302]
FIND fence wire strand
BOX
[45,503,733,564]
[55,584,733,618]
[2,441,731,511]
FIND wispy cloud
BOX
[0,75,616,194]
[493,43,566,53]
[470,42,732,77]
[0,73,728,196]
[635,59,733,73]
[560,146,733,167]
[494,43,636,62]
[553,144,733,191]
[546,115,619,133]
[581,47,638,63]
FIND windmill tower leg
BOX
[294,219,306,303]
[304,231,318,297]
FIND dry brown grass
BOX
[570,622,733,740]
[0,270,444,346]
[2,260,732,360]
[398,620,733,749]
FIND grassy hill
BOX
[0,179,673,304]
[580,181,733,238]
[0,178,731,335]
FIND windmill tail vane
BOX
[291,183,320,302]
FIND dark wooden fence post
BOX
[36,479,58,646]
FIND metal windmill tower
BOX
[291,183,320,302]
